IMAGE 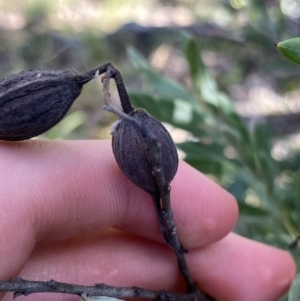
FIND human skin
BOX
[0,139,296,301]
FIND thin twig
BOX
[74,63,111,85]
[0,278,205,301]
[101,66,212,300]
[102,67,182,252]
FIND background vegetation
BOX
[1,0,300,300]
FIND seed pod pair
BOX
[0,64,108,141]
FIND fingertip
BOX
[172,161,239,248]
[190,233,296,301]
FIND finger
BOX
[0,139,237,277]
[0,139,237,245]
[5,231,295,301]
[190,232,296,301]
[5,230,180,301]
[117,158,238,249]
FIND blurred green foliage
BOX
[2,0,300,300]
[128,36,300,246]
[289,273,300,301]
[128,36,300,301]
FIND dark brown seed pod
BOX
[112,75,178,197]
[0,64,108,141]
[112,110,178,196]
[105,67,183,253]
[109,68,178,196]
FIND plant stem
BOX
[111,68,134,114]
[74,63,111,85]
[102,65,211,300]
[0,278,206,301]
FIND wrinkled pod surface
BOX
[112,107,178,196]
[0,64,109,141]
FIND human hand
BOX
[0,139,295,301]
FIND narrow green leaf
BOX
[177,141,236,173]
[220,125,241,147]
[128,92,176,123]
[128,91,209,136]
[183,34,252,146]
[183,36,236,113]
[127,47,194,101]
[252,123,271,153]
[185,157,223,176]
[277,38,300,66]
[235,167,273,210]
[257,151,275,192]
[238,202,270,216]
[251,124,275,191]
[177,141,226,163]
[296,172,300,206]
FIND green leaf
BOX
[252,123,271,153]
[128,91,211,137]
[234,167,273,210]
[185,157,223,176]
[296,172,300,204]
[129,92,176,123]
[183,35,235,113]
[227,178,248,202]
[224,112,251,148]
[177,141,226,164]
[220,125,241,147]
[238,202,270,216]
[127,47,194,101]
[257,151,275,192]
[177,141,235,177]
[288,273,300,301]
[277,38,300,66]
[252,124,275,188]
[183,35,251,146]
